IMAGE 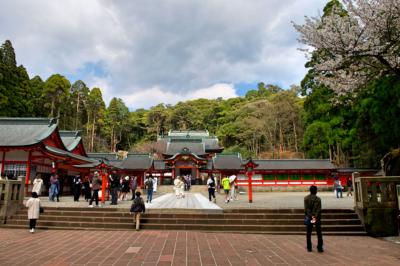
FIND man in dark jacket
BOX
[109,170,120,205]
[304,185,323,252]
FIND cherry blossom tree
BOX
[293,0,400,95]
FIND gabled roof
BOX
[87,153,121,161]
[213,154,243,170]
[167,130,209,137]
[165,141,206,155]
[45,145,95,163]
[0,117,58,147]
[59,130,83,151]
[119,153,153,170]
[253,159,335,170]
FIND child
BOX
[130,191,146,231]
[25,192,41,233]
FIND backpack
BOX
[130,198,144,212]
[145,179,153,189]
[209,180,215,188]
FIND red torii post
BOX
[98,161,109,204]
[242,158,259,203]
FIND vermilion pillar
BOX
[247,171,253,203]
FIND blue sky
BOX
[0,0,327,110]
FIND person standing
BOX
[72,175,82,202]
[109,170,120,205]
[144,175,154,203]
[89,172,102,207]
[130,191,146,231]
[346,177,353,197]
[207,175,216,203]
[32,174,43,196]
[82,176,91,202]
[25,192,41,233]
[304,185,323,252]
[221,176,231,203]
[153,177,158,194]
[130,176,138,200]
[49,173,59,202]
[334,179,343,198]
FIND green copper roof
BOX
[59,130,82,152]
[0,117,58,147]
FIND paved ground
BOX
[0,229,399,265]
[37,191,354,210]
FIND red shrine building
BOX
[0,118,377,192]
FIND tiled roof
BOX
[165,141,206,155]
[119,154,153,170]
[59,130,82,151]
[167,130,209,137]
[0,117,58,147]
[253,159,335,170]
[45,146,95,163]
[87,153,120,161]
[213,154,243,170]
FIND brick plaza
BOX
[1,229,399,265]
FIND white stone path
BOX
[145,193,223,213]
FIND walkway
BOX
[37,191,354,210]
[0,229,399,265]
[146,193,222,213]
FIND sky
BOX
[0,0,327,110]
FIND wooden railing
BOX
[0,176,25,223]
[353,172,400,236]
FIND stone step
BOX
[2,219,365,232]
[14,210,359,220]
[0,224,367,236]
[8,215,362,225]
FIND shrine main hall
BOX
[0,117,375,191]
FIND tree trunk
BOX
[75,92,80,130]
[293,120,298,153]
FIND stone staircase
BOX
[2,207,366,235]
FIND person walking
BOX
[178,176,185,198]
[144,175,154,203]
[130,191,146,231]
[130,176,138,200]
[174,176,181,199]
[89,172,102,207]
[32,174,43,196]
[119,176,130,201]
[25,192,41,233]
[207,175,216,203]
[229,175,238,201]
[109,170,119,205]
[346,177,353,197]
[304,185,323,252]
[221,176,231,203]
[72,175,82,202]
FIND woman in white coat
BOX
[25,192,41,233]
[32,174,43,196]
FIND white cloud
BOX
[122,83,237,110]
[0,0,327,109]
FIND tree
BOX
[0,40,17,67]
[293,0,400,95]
[43,74,71,117]
[86,88,105,152]
[70,80,89,130]
[105,98,130,152]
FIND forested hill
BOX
[2,8,400,171]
